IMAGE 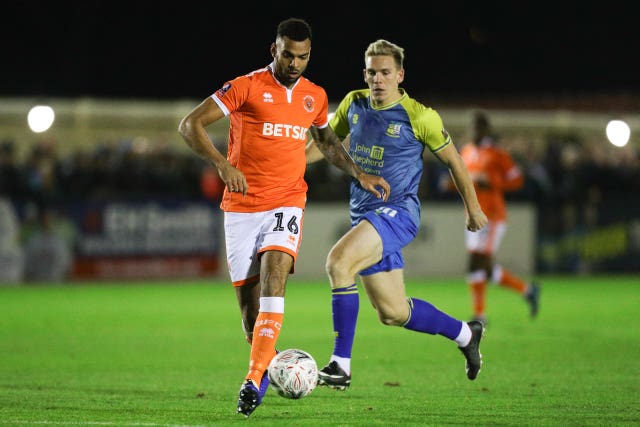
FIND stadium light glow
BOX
[605,119,630,147]
[27,105,55,133]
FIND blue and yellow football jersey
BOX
[330,88,452,225]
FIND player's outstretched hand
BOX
[358,173,391,201]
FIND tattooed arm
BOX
[308,126,390,201]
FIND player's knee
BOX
[325,246,340,269]
[377,308,405,326]
[325,249,353,279]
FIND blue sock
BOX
[259,349,278,398]
[258,370,270,398]
[331,284,359,358]
[403,297,463,340]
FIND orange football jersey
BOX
[212,64,329,213]
[460,138,524,221]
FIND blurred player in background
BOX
[442,111,540,325]
[178,18,388,417]
[306,39,488,390]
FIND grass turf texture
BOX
[0,276,638,426]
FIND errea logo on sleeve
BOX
[262,123,308,140]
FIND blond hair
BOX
[364,39,405,68]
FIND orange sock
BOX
[470,281,487,317]
[246,312,282,386]
[497,268,527,293]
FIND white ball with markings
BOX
[267,349,318,399]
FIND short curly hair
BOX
[277,17,312,42]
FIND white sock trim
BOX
[259,296,284,313]
[454,321,472,347]
[329,355,351,375]
[492,264,503,284]
[467,269,487,283]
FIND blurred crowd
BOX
[0,137,204,206]
[1,130,639,282]
[308,131,639,233]
[3,133,638,209]
[0,137,207,283]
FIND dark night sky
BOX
[2,1,639,102]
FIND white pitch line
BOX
[5,421,219,427]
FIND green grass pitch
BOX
[1,276,638,426]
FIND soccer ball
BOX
[267,348,318,399]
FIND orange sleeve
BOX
[213,75,251,113]
[495,150,524,192]
[312,87,330,128]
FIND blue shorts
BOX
[356,206,418,276]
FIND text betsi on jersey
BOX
[262,123,308,140]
